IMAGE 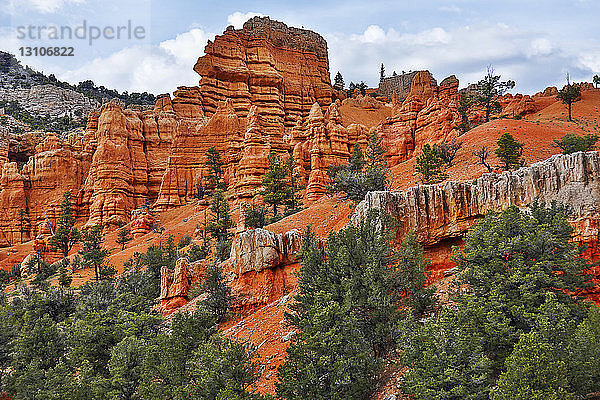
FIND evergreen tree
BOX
[347,82,356,97]
[397,231,436,316]
[553,133,598,154]
[201,262,232,322]
[27,253,57,290]
[284,155,302,214]
[356,81,368,95]
[557,74,581,122]
[568,306,600,395]
[206,189,234,244]
[328,133,388,201]
[107,336,146,400]
[278,209,408,399]
[116,227,132,250]
[492,332,572,400]
[495,132,524,170]
[380,63,385,81]
[455,93,473,134]
[262,152,290,217]
[48,191,80,257]
[188,336,266,399]
[132,235,177,287]
[58,260,72,288]
[474,66,515,122]
[415,144,448,184]
[594,74,600,88]
[79,225,110,281]
[333,71,344,90]
[366,131,385,167]
[18,208,26,244]
[244,204,267,229]
[348,143,366,172]
[400,202,596,399]
[204,146,225,191]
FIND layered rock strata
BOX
[351,151,600,281]
[374,71,461,167]
[225,228,302,312]
[156,228,302,315]
[194,16,333,141]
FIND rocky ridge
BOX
[352,151,600,280]
[0,84,99,119]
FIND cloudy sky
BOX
[1,0,598,95]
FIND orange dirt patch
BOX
[391,117,599,191]
[220,293,295,395]
[266,194,355,238]
[340,103,392,128]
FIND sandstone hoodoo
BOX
[156,228,302,314]
[374,70,462,167]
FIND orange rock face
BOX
[0,132,90,247]
[158,257,206,314]
[0,17,380,247]
[375,71,461,167]
[194,16,332,140]
[225,228,302,312]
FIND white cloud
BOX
[4,0,85,14]
[226,11,264,29]
[438,5,461,13]
[327,23,588,93]
[357,25,386,43]
[578,53,600,73]
[528,38,553,57]
[58,27,215,94]
[159,28,214,68]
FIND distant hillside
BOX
[0,51,156,133]
[0,51,156,106]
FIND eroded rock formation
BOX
[194,16,332,138]
[158,257,206,314]
[156,228,302,315]
[225,228,302,311]
[375,71,461,167]
[352,151,600,281]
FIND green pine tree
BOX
[557,74,581,122]
[48,191,80,257]
[495,132,524,170]
[415,144,448,184]
[455,93,473,134]
[262,152,290,217]
[201,262,232,323]
[348,143,366,172]
[277,209,406,399]
[79,225,110,281]
[474,66,515,122]
[328,133,388,201]
[400,201,596,399]
[553,133,598,154]
[18,208,27,244]
[334,71,344,90]
[116,227,132,251]
[492,332,572,400]
[58,261,72,288]
[206,189,234,244]
[204,146,225,191]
